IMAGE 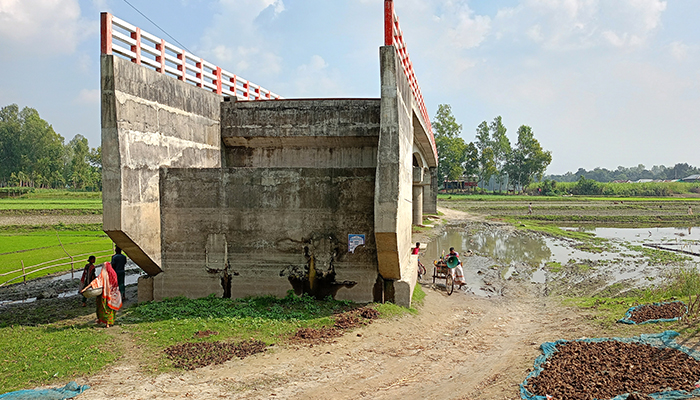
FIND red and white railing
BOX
[100,13,282,101]
[384,1,436,158]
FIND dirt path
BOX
[72,208,592,399]
[76,280,595,400]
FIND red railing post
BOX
[130,27,141,64]
[384,0,394,46]
[215,67,222,94]
[177,53,186,81]
[195,59,203,87]
[100,12,112,55]
[156,39,165,73]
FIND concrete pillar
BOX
[412,185,423,225]
[412,166,424,225]
[423,167,438,214]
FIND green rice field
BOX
[0,190,109,285]
[0,229,112,285]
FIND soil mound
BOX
[524,340,700,399]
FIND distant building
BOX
[681,174,700,183]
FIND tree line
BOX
[433,104,552,192]
[0,104,101,190]
[544,163,700,183]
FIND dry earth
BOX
[76,280,597,400]
[74,209,604,400]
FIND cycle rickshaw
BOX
[432,255,460,295]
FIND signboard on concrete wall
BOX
[348,234,365,253]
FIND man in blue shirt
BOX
[111,246,127,299]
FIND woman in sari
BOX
[79,256,97,307]
[84,261,122,327]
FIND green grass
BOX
[1,291,417,389]
[438,193,700,202]
[0,199,102,211]
[0,228,112,285]
[563,265,700,331]
[0,325,119,394]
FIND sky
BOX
[0,0,698,175]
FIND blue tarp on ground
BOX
[0,382,89,400]
[520,331,700,400]
[618,301,687,325]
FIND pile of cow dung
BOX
[524,340,700,400]
[164,339,267,370]
[289,306,380,345]
[164,306,381,369]
[627,302,685,323]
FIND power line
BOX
[120,0,193,54]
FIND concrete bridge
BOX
[101,0,438,307]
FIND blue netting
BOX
[618,301,687,325]
[0,382,89,400]
[520,331,700,400]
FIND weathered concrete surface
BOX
[157,167,378,303]
[424,167,438,214]
[221,99,380,168]
[375,46,417,306]
[101,55,222,275]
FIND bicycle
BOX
[417,259,426,281]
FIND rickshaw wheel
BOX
[432,267,437,283]
[445,273,454,295]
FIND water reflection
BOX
[425,228,552,267]
[422,224,700,296]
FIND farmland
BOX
[0,190,109,285]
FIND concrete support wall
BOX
[221,99,380,168]
[157,167,378,302]
[424,167,438,214]
[101,55,222,275]
[375,46,417,307]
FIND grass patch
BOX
[0,228,113,285]
[0,325,119,394]
[544,261,563,273]
[117,292,358,370]
[563,265,700,331]
[2,291,414,387]
[412,284,426,306]
[0,199,102,211]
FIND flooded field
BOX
[0,261,141,307]
[422,222,700,298]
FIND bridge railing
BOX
[384,1,436,158]
[100,12,282,101]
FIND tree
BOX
[0,104,65,188]
[489,116,511,192]
[507,125,552,190]
[67,134,91,189]
[433,104,462,138]
[433,104,468,182]
[480,147,497,189]
[464,142,479,180]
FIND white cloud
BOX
[669,41,689,61]
[197,0,287,82]
[74,88,100,104]
[293,55,343,96]
[0,0,94,58]
[493,0,667,50]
